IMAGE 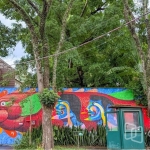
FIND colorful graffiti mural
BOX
[0,87,149,145]
[52,94,85,128]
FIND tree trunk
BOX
[123,0,150,115]
[42,40,54,149]
[33,45,44,92]
[42,105,53,150]
[7,1,54,149]
[143,0,150,116]
[123,0,147,95]
[52,0,74,91]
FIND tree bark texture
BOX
[143,0,150,116]
[52,0,74,92]
[8,1,54,149]
[42,105,53,150]
[123,0,150,115]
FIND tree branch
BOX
[80,0,88,17]
[80,37,93,45]
[39,0,52,40]
[123,0,147,93]
[27,0,41,16]
[52,0,74,91]
[9,0,36,36]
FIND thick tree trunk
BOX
[42,105,53,150]
[8,1,54,149]
[42,40,54,149]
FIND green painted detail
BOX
[109,89,134,100]
[21,93,42,116]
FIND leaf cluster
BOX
[0,21,18,56]
[38,88,60,108]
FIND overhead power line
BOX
[4,11,150,67]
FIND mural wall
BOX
[0,87,149,145]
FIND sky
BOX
[0,14,25,68]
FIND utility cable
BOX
[2,11,150,67]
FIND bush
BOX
[14,125,106,149]
[54,125,106,147]
[14,125,42,150]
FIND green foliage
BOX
[38,88,60,108]
[0,0,148,107]
[54,0,140,89]
[54,125,106,147]
[15,125,106,149]
[15,57,37,90]
[14,125,150,148]
[0,70,15,86]
[14,125,42,150]
[0,21,18,57]
[127,79,147,106]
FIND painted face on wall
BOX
[86,99,106,125]
[53,98,84,128]
[55,100,69,119]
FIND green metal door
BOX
[121,110,145,149]
[106,111,121,150]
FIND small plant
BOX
[38,88,60,108]
[13,133,35,150]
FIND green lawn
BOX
[36,146,106,150]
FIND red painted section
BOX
[0,91,150,134]
[52,92,136,130]
[0,92,37,132]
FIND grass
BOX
[36,146,106,150]
[54,147,85,150]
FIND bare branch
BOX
[80,0,88,17]
[27,0,41,16]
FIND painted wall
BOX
[0,87,149,145]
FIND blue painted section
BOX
[0,131,22,145]
[22,87,30,92]
[0,87,126,94]
[72,88,83,92]
[83,88,92,92]
[0,87,17,94]
[35,88,38,92]
[63,88,68,91]
[22,87,39,92]
[97,88,126,94]
[0,87,127,95]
